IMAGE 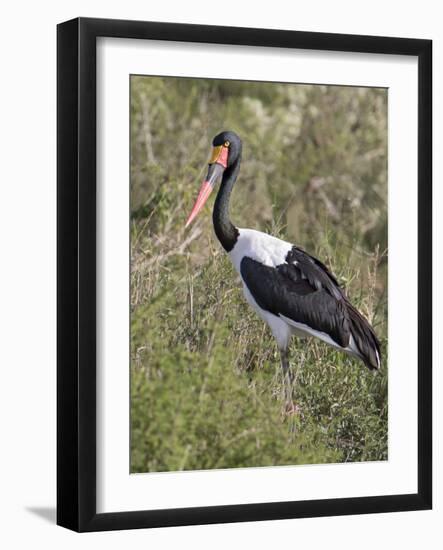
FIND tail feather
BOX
[346,303,381,370]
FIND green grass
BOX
[130,76,388,473]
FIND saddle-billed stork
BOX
[186,131,380,405]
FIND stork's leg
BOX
[280,348,297,414]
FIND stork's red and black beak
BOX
[185,142,229,227]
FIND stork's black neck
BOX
[212,155,240,252]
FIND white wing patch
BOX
[280,315,363,360]
[280,315,342,349]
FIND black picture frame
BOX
[57,17,432,532]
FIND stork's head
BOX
[185,131,242,227]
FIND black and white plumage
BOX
[234,233,380,370]
[186,130,380,402]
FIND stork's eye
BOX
[224,141,230,147]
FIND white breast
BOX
[228,228,292,273]
[227,229,294,351]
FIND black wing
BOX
[240,246,380,369]
[285,246,343,300]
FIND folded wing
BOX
[240,246,380,369]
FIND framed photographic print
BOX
[57,17,432,531]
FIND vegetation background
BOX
[130,76,388,473]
